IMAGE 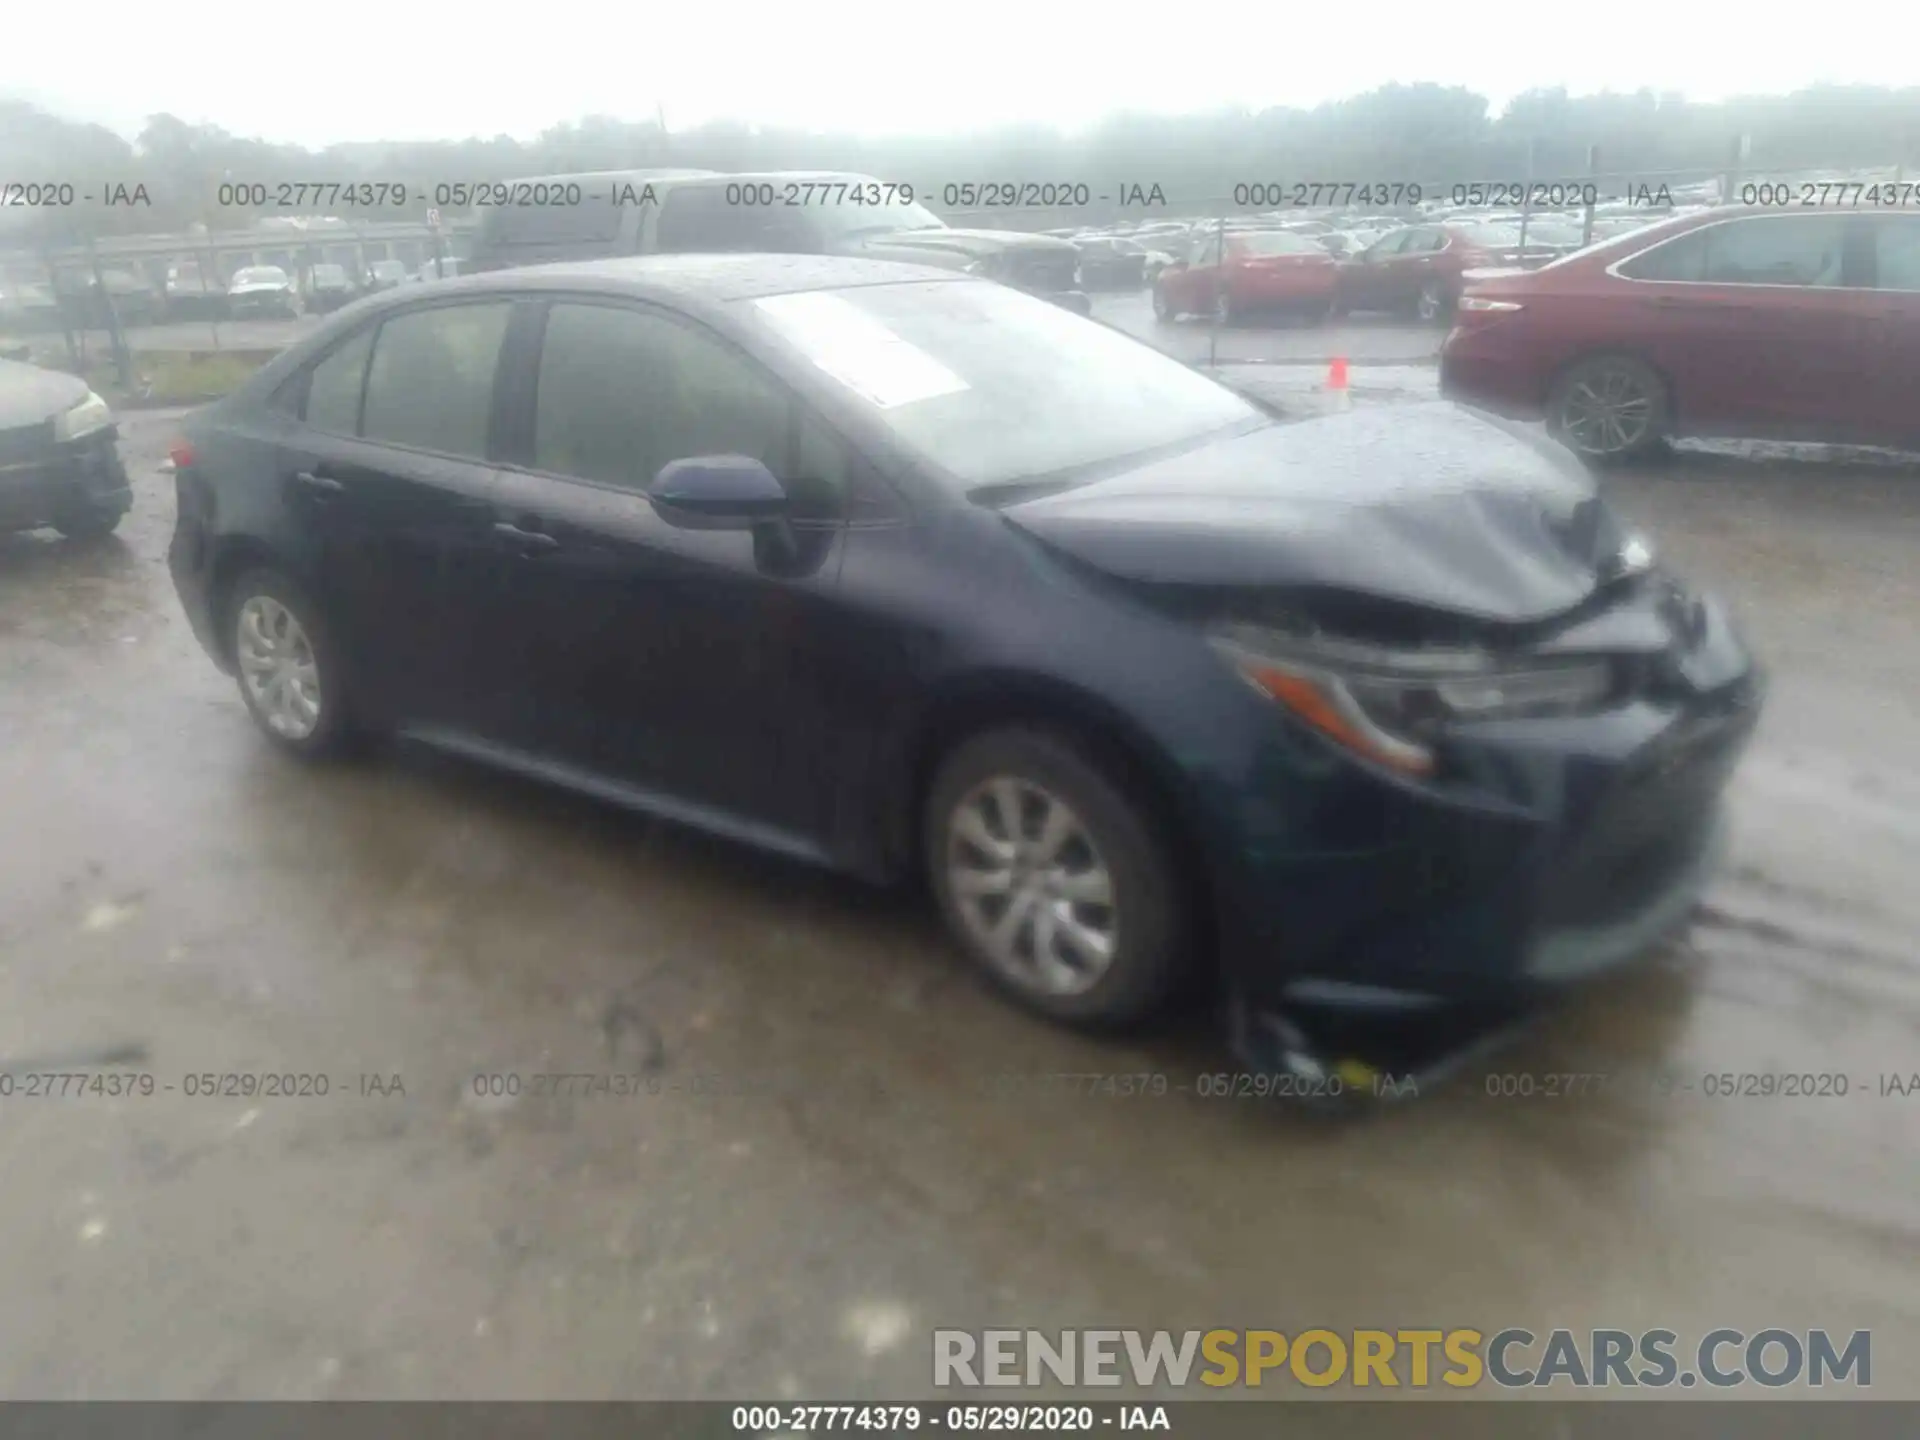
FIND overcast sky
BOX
[8,0,1916,146]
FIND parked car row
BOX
[1151,218,1585,326]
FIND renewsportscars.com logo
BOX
[931,1328,1873,1390]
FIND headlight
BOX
[55,390,113,443]
[1211,623,1615,777]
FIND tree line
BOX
[4,83,1918,240]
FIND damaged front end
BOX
[997,405,1764,1090]
[1192,565,1758,1090]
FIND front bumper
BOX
[0,429,131,532]
[1214,589,1763,1075]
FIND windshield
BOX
[1460,224,1526,248]
[233,267,287,285]
[751,280,1261,492]
[1231,232,1323,256]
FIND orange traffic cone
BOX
[1323,357,1352,412]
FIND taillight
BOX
[168,439,196,469]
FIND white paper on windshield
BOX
[753,291,969,409]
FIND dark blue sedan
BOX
[166,255,1762,1087]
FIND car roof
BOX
[359,253,970,308]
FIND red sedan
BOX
[1152,230,1339,323]
[1334,221,1568,322]
[1441,206,1920,462]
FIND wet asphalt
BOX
[0,314,1916,1401]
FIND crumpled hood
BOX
[1000,402,1632,624]
[0,358,90,428]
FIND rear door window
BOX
[361,302,514,458]
[1621,217,1848,286]
[302,327,375,434]
[1617,227,1709,281]
[1700,216,1848,286]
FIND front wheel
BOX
[1416,278,1453,324]
[1549,355,1671,464]
[1151,284,1177,322]
[226,568,360,758]
[926,727,1190,1031]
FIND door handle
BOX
[493,521,559,553]
[292,469,344,493]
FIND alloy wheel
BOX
[236,595,323,740]
[945,777,1118,997]
[1558,365,1657,456]
[1417,279,1446,322]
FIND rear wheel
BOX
[1212,286,1237,326]
[1416,278,1452,324]
[926,728,1189,1031]
[226,568,359,758]
[1549,355,1670,464]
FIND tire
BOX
[1151,284,1177,322]
[1212,286,1237,327]
[224,567,359,758]
[52,496,128,541]
[1548,354,1671,465]
[1416,278,1453,324]
[925,727,1190,1031]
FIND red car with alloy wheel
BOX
[1336,221,1568,324]
[1441,206,1920,462]
[1152,231,1339,324]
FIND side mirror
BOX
[649,455,789,527]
